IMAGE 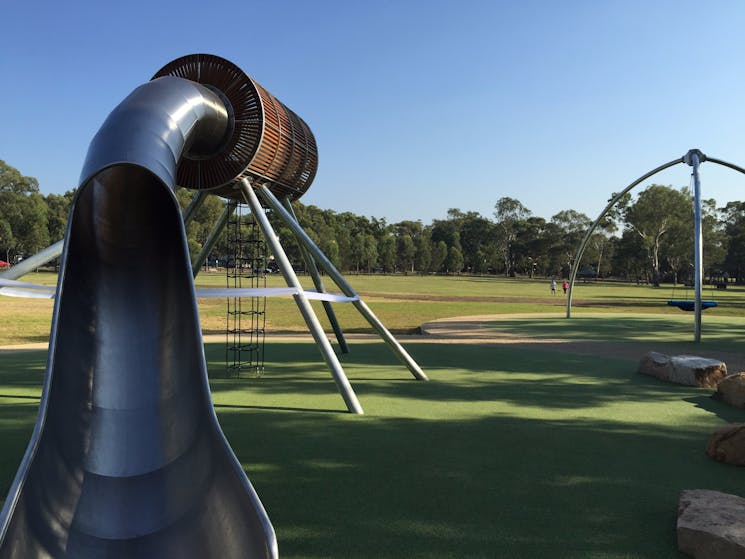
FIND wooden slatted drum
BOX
[152,53,318,201]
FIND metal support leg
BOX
[257,184,428,381]
[182,190,208,226]
[0,239,64,280]
[281,197,350,354]
[686,149,705,342]
[239,180,364,414]
[192,199,237,278]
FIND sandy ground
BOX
[3,313,744,372]
[419,314,745,372]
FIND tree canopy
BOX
[2,159,744,283]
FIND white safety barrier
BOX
[0,279,359,303]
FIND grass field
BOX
[3,271,745,344]
[1,273,744,557]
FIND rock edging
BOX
[638,352,726,388]
[678,489,745,558]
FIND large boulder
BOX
[638,352,727,388]
[706,423,745,466]
[677,489,745,558]
[713,372,745,408]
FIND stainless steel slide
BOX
[0,68,277,557]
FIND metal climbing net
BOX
[225,203,267,376]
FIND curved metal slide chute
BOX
[0,75,277,557]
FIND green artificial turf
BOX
[487,313,745,354]
[1,340,743,558]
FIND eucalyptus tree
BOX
[459,212,495,273]
[587,231,615,279]
[351,232,367,272]
[0,220,12,265]
[324,238,341,269]
[415,228,432,273]
[379,233,396,272]
[364,234,378,272]
[720,201,745,281]
[446,245,464,274]
[701,198,727,273]
[493,197,531,276]
[334,211,359,270]
[512,216,549,277]
[612,230,648,282]
[430,211,462,252]
[394,220,423,272]
[588,213,618,279]
[550,209,592,277]
[397,234,415,272]
[431,240,448,273]
[45,190,76,243]
[623,185,692,285]
[0,160,49,261]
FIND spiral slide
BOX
[0,56,282,558]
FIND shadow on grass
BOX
[218,411,737,559]
[214,403,342,414]
[1,342,744,557]
[684,394,745,424]
[576,298,671,309]
[204,341,730,413]
[486,314,745,346]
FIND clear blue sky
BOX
[1,1,744,224]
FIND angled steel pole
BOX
[182,189,208,225]
[685,149,705,342]
[257,183,428,381]
[705,156,745,176]
[281,196,350,354]
[238,179,364,414]
[191,199,237,278]
[0,240,64,280]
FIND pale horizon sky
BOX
[2,1,744,224]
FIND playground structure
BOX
[566,149,745,342]
[0,54,426,557]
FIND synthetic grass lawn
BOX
[486,313,745,354]
[1,341,744,558]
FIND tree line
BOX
[2,159,744,283]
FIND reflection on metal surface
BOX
[1,51,426,557]
[0,65,276,558]
[153,54,318,201]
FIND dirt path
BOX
[419,314,745,372]
[4,313,745,372]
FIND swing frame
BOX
[566,149,745,342]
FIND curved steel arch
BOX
[566,152,745,318]
[705,156,745,176]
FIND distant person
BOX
[562,280,569,294]
[550,279,557,295]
